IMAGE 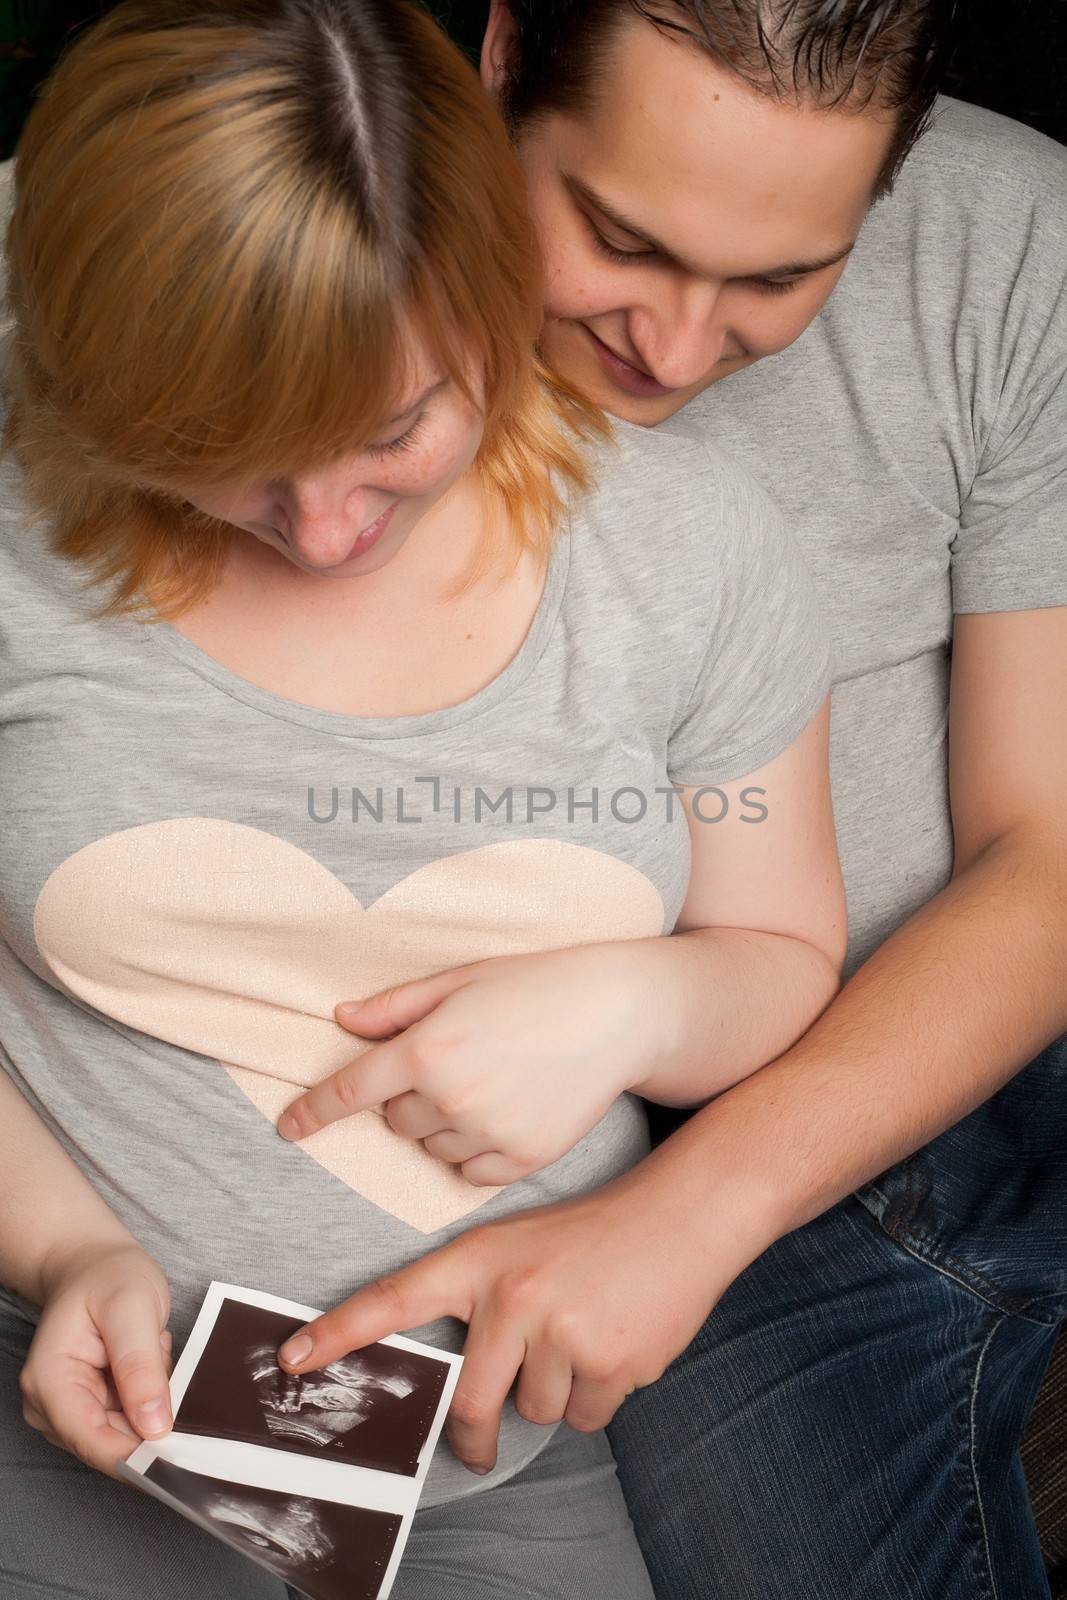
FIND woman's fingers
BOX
[423,1129,489,1165]
[279,1038,412,1140]
[459,1150,529,1187]
[26,1354,145,1477]
[334,969,474,1038]
[100,1329,170,1414]
[95,1285,173,1440]
[384,1091,450,1141]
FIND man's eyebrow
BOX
[565,175,855,279]
[381,375,449,428]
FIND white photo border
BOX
[118,1280,463,1600]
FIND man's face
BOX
[484,10,897,424]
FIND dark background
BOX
[1,0,1066,159]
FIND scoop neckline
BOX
[138,520,572,741]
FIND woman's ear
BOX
[480,1,518,100]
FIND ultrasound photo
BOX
[144,1459,402,1600]
[173,1296,450,1477]
[119,1282,462,1600]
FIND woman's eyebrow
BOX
[382,375,449,427]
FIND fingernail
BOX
[467,1462,491,1476]
[277,1113,300,1140]
[335,1002,363,1020]
[137,1398,170,1436]
[279,1333,313,1367]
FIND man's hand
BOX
[278,942,676,1186]
[274,1157,765,1474]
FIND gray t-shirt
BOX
[0,405,829,1503]
[667,97,1067,973]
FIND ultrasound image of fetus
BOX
[207,1487,334,1576]
[247,1343,418,1451]
[143,1458,404,1600]
[168,1298,450,1478]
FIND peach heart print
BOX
[33,819,665,1233]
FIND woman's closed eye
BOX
[367,412,429,459]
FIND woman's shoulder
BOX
[0,393,94,629]
[575,413,790,584]
[564,414,831,776]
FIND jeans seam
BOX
[855,1180,889,1213]
[880,1226,1058,1328]
[871,1154,1054,1322]
[968,1313,1006,1600]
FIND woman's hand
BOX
[18,1241,174,1480]
[279,721,846,1186]
[275,1149,771,1474]
[278,941,679,1186]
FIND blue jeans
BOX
[608,1035,1067,1599]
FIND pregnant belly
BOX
[34,821,667,1238]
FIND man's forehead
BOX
[549,15,892,260]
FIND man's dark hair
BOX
[502,0,960,198]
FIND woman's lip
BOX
[341,500,398,562]
[581,325,677,398]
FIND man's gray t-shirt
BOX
[668,97,1067,974]
[0,409,829,1504]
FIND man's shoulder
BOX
[901,96,1066,210]
[589,419,783,543]
[844,96,1066,336]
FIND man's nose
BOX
[630,283,727,391]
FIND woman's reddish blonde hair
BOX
[1,0,609,617]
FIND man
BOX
[283,3,1066,1594]
[488,3,1067,1590]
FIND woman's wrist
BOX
[611,935,701,1098]
[35,1226,151,1309]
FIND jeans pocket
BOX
[854,1039,1067,1320]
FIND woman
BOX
[0,2,842,1596]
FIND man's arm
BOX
[278,606,1067,1473]
[654,605,1067,1243]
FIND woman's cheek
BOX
[392,420,482,500]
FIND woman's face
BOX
[182,333,485,582]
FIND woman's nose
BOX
[281,472,372,565]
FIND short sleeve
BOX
[666,456,833,787]
[950,181,1067,615]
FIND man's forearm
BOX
[636,832,1067,1259]
[0,1070,136,1308]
